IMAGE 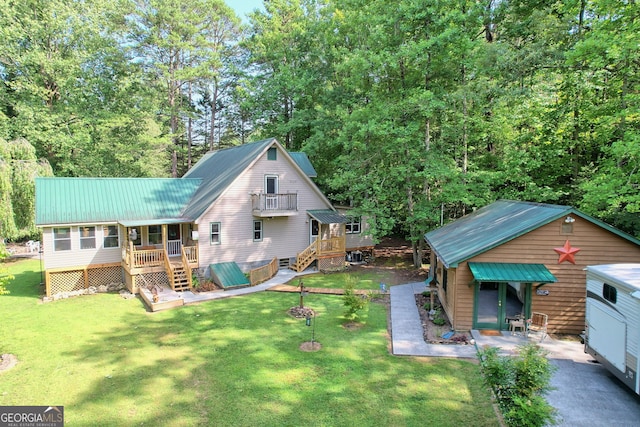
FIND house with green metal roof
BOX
[35,139,366,303]
[424,200,640,334]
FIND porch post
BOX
[162,224,168,252]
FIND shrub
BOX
[343,280,369,320]
[432,317,446,326]
[477,344,557,427]
[422,290,431,297]
[423,302,431,311]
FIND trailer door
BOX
[587,299,626,372]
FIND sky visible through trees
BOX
[0,0,638,253]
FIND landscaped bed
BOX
[0,258,497,426]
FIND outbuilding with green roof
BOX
[424,200,640,334]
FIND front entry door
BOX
[167,224,182,256]
[310,219,319,244]
[474,282,528,330]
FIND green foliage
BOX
[342,278,370,320]
[432,316,446,326]
[478,344,557,427]
[0,138,52,240]
[0,242,13,295]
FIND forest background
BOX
[0,0,638,262]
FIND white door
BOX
[587,300,626,372]
[310,219,319,244]
[265,175,278,210]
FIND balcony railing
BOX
[251,193,298,217]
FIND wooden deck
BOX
[267,284,380,295]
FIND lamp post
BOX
[299,278,306,308]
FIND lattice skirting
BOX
[318,255,346,272]
[46,265,122,297]
[134,271,169,292]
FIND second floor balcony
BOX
[251,193,298,217]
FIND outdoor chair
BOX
[526,312,548,342]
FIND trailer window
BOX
[603,283,617,304]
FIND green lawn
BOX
[0,259,498,426]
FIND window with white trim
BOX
[253,220,263,242]
[210,222,221,245]
[148,225,162,245]
[79,226,96,249]
[103,225,119,248]
[53,227,71,251]
[345,217,361,234]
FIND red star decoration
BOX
[554,240,581,264]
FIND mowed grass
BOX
[288,266,407,290]
[0,259,498,426]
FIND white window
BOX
[53,227,71,251]
[79,226,96,249]
[346,217,361,234]
[253,220,263,242]
[103,225,119,248]
[210,222,221,245]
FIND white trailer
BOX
[585,264,640,395]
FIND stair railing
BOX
[163,249,175,289]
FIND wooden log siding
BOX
[445,217,640,334]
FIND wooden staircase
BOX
[171,265,191,291]
[291,241,317,272]
[163,248,192,291]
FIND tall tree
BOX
[127,0,240,176]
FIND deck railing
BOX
[181,248,193,288]
[163,250,175,289]
[167,239,182,256]
[251,193,298,213]
[318,237,345,255]
[182,245,198,265]
[249,257,279,286]
[124,243,198,270]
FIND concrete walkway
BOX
[179,268,312,304]
[390,282,477,358]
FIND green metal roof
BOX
[35,177,202,226]
[209,262,250,288]
[181,139,276,219]
[307,209,348,224]
[424,200,640,268]
[468,262,557,284]
[425,200,571,267]
[289,152,317,178]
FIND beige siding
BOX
[336,208,375,250]
[197,148,333,270]
[42,224,123,269]
[447,216,640,334]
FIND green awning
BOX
[468,262,557,284]
[307,209,349,224]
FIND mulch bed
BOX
[415,292,472,345]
